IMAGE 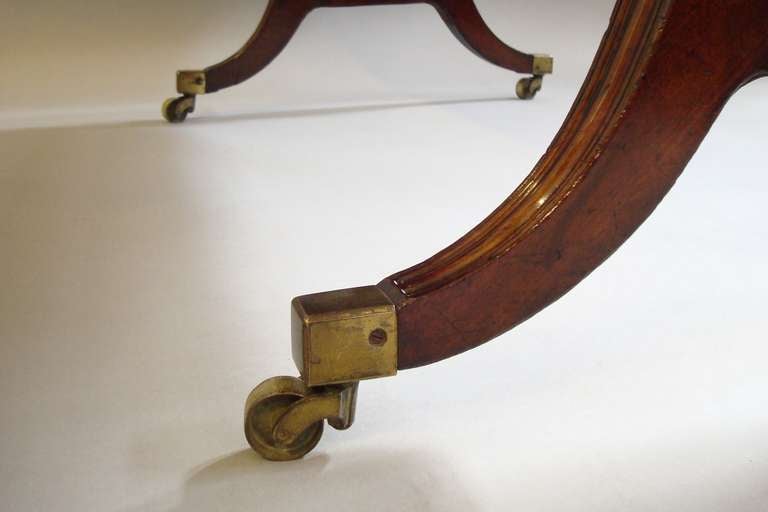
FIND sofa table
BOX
[162,0,553,122]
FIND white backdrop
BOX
[2,1,768,511]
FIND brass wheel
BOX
[162,95,196,123]
[516,76,543,100]
[244,376,324,461]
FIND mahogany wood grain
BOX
[205,0,536,93]
[377,0,768,369]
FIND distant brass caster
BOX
[244,376,359,461]
[162,95,196,123]
[162,70,206,123]
[516,54,553,100]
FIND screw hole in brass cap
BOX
[368,328,388,346]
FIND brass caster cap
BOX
[244,376,324,461]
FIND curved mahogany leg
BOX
[431,0,531,71]
[244,0,768,459]
[205,0,315,94]
[163,0,551,122]
[384,0,768,368]
[428,0,553,98]
[162,0,314,122]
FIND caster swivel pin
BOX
[516,54,554,100]
[244,286,397,461]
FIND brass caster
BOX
[516,75,544,100]
[244,286,395,460]
[162,95,196,123]
[516,54,553,100]
[244,376,359,461]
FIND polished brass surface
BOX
[176,70,207,95]
[532,54,554,75]
[291,286,397,387]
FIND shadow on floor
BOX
[142,447,478,512]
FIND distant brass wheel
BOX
[162,95,196,123]
[244,376,324,461]
[516,76,544,100]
